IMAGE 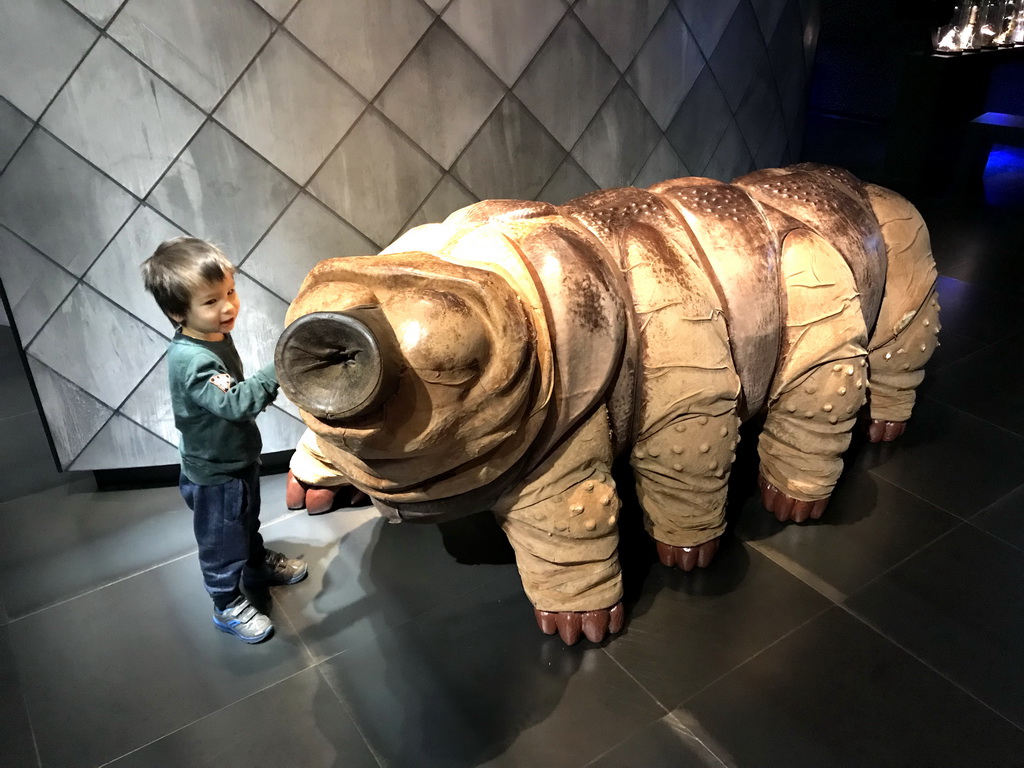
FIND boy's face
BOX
[174,274,241,341]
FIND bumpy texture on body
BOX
[277,163,939,635]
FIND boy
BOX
[141,236,306,643]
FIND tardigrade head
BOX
[275,251,540,498]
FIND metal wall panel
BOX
[0,0,820,470]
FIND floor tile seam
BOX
[8,637,44,768]
[658,710,734,768]
[919,390,1024,441]
[255,505,307,531]
[579,708,735,768]
[92,666,315,768]
[863,449,1014,521]
[966,481,1024,521]
[304,565,516,669]
[840,522,965,602]
[676,603,833,709]
[0,407,38,423]
[0,476,107,512]
[307,636,357,669]
[963,514,1024,557]
[4,575,59,768]
[3,507,311,623]
[833,599,1024,736]
[926,336,1001,375]
[0,485,74,513]
[577,712,674,768]
[5,549,200,623]
[853,463,964,519]
[600,645,673,718]
[267,586,318,668]
[311,662,388,768]
[743,538,847,604]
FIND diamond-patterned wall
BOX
[0,0,820,472]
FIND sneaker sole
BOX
[212,616,273,644]
[242,567,309,588]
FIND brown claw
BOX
[305,486,339,515]
[867,419,907,443]
[286,470,307,510]
[534,601,625,645]
[655,538,720,572]
[556,612,583,645]
[581,609,610,643]
[534,608,558,635]
[286,470,344,515]
[608,602,625,634]
[348,489,371,506]
[758,473,829,523]
[884,420,906,441]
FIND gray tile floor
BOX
[2,176,1024,767]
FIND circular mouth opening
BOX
[275,308,399,421]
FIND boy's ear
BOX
[168,312,185,326]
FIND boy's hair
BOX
[141,237,235,326]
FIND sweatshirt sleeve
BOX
[184,355,279,422]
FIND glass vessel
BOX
[936,3,963,51]
[994,0,1018,44]
[958,4,980,49]
[976,0,1001,47]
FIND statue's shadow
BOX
[436,454,754,631]
[613,456,753,620]
[730,416,880,549]
[296,409,910,764]
[289,510,594,767]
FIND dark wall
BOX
[803,0,1020,193]
[810,0,951,121]
[987,61,1024,114]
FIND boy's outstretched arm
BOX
[185,358,279,422]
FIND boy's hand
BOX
[286,470,369,515]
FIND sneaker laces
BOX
[265,550,286,569]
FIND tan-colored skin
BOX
[279,163,939,645]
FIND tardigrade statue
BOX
[275,163,939,645]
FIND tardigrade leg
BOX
[618,222,741,571]
[759,229,869,522]
[631,381,740,570]
[493,405,624,646]
[288,429,368,514]
[863,184,940,442]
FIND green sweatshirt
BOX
[167,331,279,485]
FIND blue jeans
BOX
[179,463,266,603]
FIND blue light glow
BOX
[983,144,1024,207]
